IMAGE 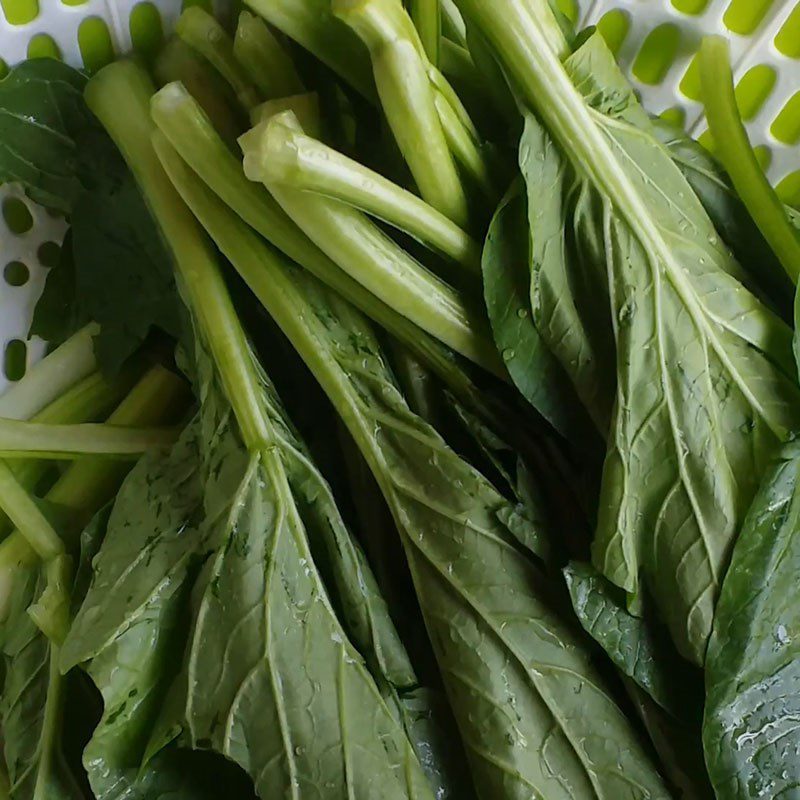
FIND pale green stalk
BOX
[250,92,321,137]
[0,462,62,559]
[700,36,800,284]
[333,0,469,226]
[244,0,376,100]
[249,113,481,270]
[410,0,441,66]
[0,366,189,615]
[86,61,271,450]
[0,419,176,459]
[155,135,499,398]
[176,6,261,111]
[0,369,138,537]
[154,37,243,146]
[234,10,305,99]
[441,0,466,45]
[241,114,503,374]
[150,83,501,374]
[0,324,98,421]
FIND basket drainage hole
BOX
[2,197,33,234]
[38,241,61,268]
[4,261,29,286]
[3,340,27,383]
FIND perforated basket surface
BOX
[0,0,798,392]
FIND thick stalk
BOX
[0,369,138,537]
[252,114,481,270]
[244,0,376,100]
[0,419,176,459]
[27,555,72,644]
[0,366,189,612]
[250,93,321,137]
[441,0,466,45]
[0,462,62,559]
[334,0,469,226]
[234,10,305,99]
[700,36,800,284]
[241,115,502,374]
[176,6,261,111]
[86,61,271,450]
[0,324,98,421]
[410,0,441,66]
[150,83,484,364]
[156,135,499,401]
[154,37,243,146]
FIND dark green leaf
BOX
[258,266,671,798]
[482,180,597,445]
[704,438,800,798]
[624,680,713,800]
[521,32,800,664]
[563,562,702,720]
[0,59,92,213]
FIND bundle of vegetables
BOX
[0,1,798,797]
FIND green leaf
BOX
[1,567,85,800]
[704,438,800,798]
[0,59,92,213]
[624,680,713,800]
[482,181,598,445]
[60,423,210,800]
[297,294,669,798]
[144,352,438,799]
[563,562,702,720]
[520,32,800,664]
[652,118,794,319]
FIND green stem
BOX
[154,37,244,147]
[150,83,480,365]
[251,112,481,270]
[0,324,98,421]
[0,366,189,592]
[0,462,62,559]
[244,0,376,100]
[441,0,466,45]
[176,6,261,111]
[241,115,502,374]
[250,93,321,136]
[699,36,800,285]
[0,419,177,460]
[86,61,272,451]
[156,134,503,396]
[410,0,441,67]
[234,10,305,99]
[333,0,469,226]
[0,369,139,538]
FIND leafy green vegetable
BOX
[482,181,598,445]
[563,562,702,720]
[160,141,671,799]
[80,60,460,798]
[704,438,800,798]
[462,2,800,663]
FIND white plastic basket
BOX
[0,0,798,392]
